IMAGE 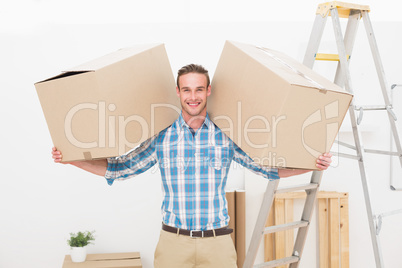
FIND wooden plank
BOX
[318,198,329,268]
[275,192,306,199]
[226,191,236,244]
[235,190,246,268]
[263,191,349,268]
[329,198,340,267]
[264,202,275,262]
[63,252,142,268]
[285,199,294,260]
[340,197,350,268]
[274,198,286,268]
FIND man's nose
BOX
[191,91,196,100]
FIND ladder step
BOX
[264,220,309,234]
[336,152,360,160]
[315,53,350,61]
[275,183,318,194]
[254,256,300,268]
[365,148,400,156]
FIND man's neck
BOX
[182,112,207,131]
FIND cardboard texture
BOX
[208,40,353,170]
[35,44,180,162]
[62,252,142,268]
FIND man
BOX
[52,64,332,267]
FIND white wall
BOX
[1,1,402,267]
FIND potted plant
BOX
[67,230,95,262]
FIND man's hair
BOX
[176,64,210,89]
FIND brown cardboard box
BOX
[62,252,142,268]
[208,41,353,170]
[35,44,180,162]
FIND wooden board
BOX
[264,191,349,268]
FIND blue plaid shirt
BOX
[105,113,279,231]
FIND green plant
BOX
[67,231,95,248]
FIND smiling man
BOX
[52,64,332,268]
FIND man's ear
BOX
[207,85,212,97]
[176,86,180,97]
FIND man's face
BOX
[176,73,211,120]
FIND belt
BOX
[162,223,233,238]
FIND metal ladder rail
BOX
[331,8,384,267]
[288,171,323,268]
[361,11,402,167]
[302,4,395,267]
[243,171,323,268]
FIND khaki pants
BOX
[154,230,237,268]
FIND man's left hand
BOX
[316,152,332,170]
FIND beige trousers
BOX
[154,230,238,268]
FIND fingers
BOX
[51,147,63,163]
[316,152,332,170]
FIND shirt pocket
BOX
[208,146,231,171]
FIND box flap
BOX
[65,44,163,72]
[35,71,89,84]
[228,41,351,95]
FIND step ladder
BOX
[243,2,402,268]
[243,172,323,268]
[304,2,402,267]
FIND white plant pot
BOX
[70,246,87,262]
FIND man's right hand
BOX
[52,147,65,163]
[51,146,108,176]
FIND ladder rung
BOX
[335,152,360,160]
[355,105,388,111]
[334,141,356,150]
[254,256,300,268]
[364,149,400,156]
[275,183,318,194]
[264,220,309,234]
[315,53,350,61]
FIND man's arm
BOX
[232,140,332,179]
[52,147,107,176]
[52,135,158,184]
[278,152,332,178]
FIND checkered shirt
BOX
[105,113,279,231]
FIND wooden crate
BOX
[264,191,349,268]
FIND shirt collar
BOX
[176,112,213,130]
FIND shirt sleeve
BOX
[232,142,279,181]
[104,135,158,185]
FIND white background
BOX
[1,0,402,267]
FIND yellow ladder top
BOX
[317,1,370,18]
